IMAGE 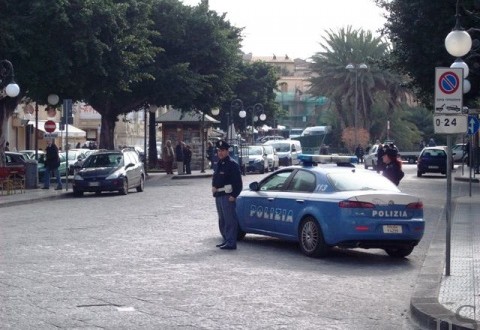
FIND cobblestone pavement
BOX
[1,167,479,329]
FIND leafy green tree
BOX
[309,27,406,146]
[376,0,480,107]
[0,0,158,149]
[217,60,280,134]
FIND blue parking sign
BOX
[467,115,479,135]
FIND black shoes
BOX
[55,187,63,190]
[216,242,226,247]
[42,187,49,189]
[219,245,236,250]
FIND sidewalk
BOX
[1,168,479,328]
[0,170,213,208]
[411,165,480,329]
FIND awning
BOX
[30,120,86,138]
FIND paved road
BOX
[0,165,463,329]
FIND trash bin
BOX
[25,159,38,189]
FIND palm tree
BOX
[309,26,406,138]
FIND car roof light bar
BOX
[298,154,358,167]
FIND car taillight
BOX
[407,201,423,209]
[339,201,375,208]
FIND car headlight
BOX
[106,170,122,179]
[254,159,262,163]
[74,174,84,181]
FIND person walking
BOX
[175,140,184,175]
[183,144,192,175]
[355,144,364,163]
[212,140,243,250]
[382,148,404,186]
[162,140,175,174]
[43,139,63,190]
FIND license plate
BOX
[383,225,402,234]
[428,165,439,169]
[88,182,100,187]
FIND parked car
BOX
[236,154,424,258]
[417,146,450,177]
[262,144,279,171]
[263,140,302,166]
[72,149,145,196]
[4,151,27,171]
[245,145,269,174]
[256,135,285,144]
[62,149,92,175]
[452,143,467,163]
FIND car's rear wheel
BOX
[385,246,414,258]
[298,216,329,258]
[119,178,128,195]
[136,176,145,192]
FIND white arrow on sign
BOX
[468,115,479,135]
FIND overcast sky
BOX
[180,0,387,60]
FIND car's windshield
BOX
[270,143,290,152]
[248,146,264,155]
[263,146,273,154]
[327,171,399,192]
[83,153,123,168]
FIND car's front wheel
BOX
[119,178,128,195]
[136,176,144,192]
[385,246,414,258]
[73,188,83,197]
[298,217,329,258]
[417,171,422,177]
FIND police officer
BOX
[212,140,243,250]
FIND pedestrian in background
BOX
[211,140,243,250]
[183,144,192,175]
[376,143,385,173]
[175,140,184,175]
[382,148,404,186]
[43,139,63,190]
[5,141,10,151]
[206,141,215,169]
[162,140,175,174]
[355,144,364,163]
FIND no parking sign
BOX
[434,67,466,134]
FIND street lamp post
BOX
[239,103,265,145]
[346,63,368,149]
[443,0,473,277]
[229,99,243,141]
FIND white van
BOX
[264,140,302,166]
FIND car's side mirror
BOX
[249,182,260,191]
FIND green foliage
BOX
[376,0,480,107]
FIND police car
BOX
[235,154,424,258]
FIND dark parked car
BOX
[72,149,145,196]
[417,146,450,177]
[5,151,27,170]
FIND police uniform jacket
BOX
[212,155,243,198]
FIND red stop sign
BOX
[44,120,57,133]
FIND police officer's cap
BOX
[216,140,230,150]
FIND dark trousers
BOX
[215,195,238,247]
[184,161,191,174]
